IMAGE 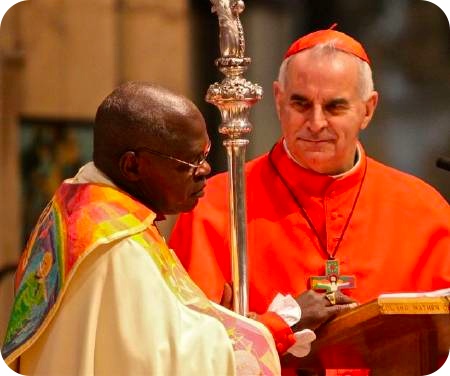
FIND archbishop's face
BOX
[134,108,211,215]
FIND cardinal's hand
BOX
[292,289,357,331]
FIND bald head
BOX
[93,81,201,180]
[92,81,211,214]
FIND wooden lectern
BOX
[282,294,450,376]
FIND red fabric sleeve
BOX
[169,205,228,303]
[257,311,295,354]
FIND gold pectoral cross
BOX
[310,259,356,293]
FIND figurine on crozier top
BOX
[210,0,245,58]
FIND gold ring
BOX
[325,292,336,305]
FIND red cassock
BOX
[169,139,450,354]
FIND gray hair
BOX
[277,41,374,100]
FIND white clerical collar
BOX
[282,138,362,178]
[67,161,117,187]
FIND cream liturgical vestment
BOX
[2,163,280,376]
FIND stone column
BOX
[119,0,191,95]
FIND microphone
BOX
[436,157,450,172]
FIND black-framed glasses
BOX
[134,142,211,173]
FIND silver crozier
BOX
[207,0,262,316]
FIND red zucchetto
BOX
[283,27,370,65]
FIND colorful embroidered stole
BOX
[2,183,279,375]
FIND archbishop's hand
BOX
[220,282,233,310]
[292,289,357,332]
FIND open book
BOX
[377,287,450,314]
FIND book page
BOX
[379,287,450,299]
